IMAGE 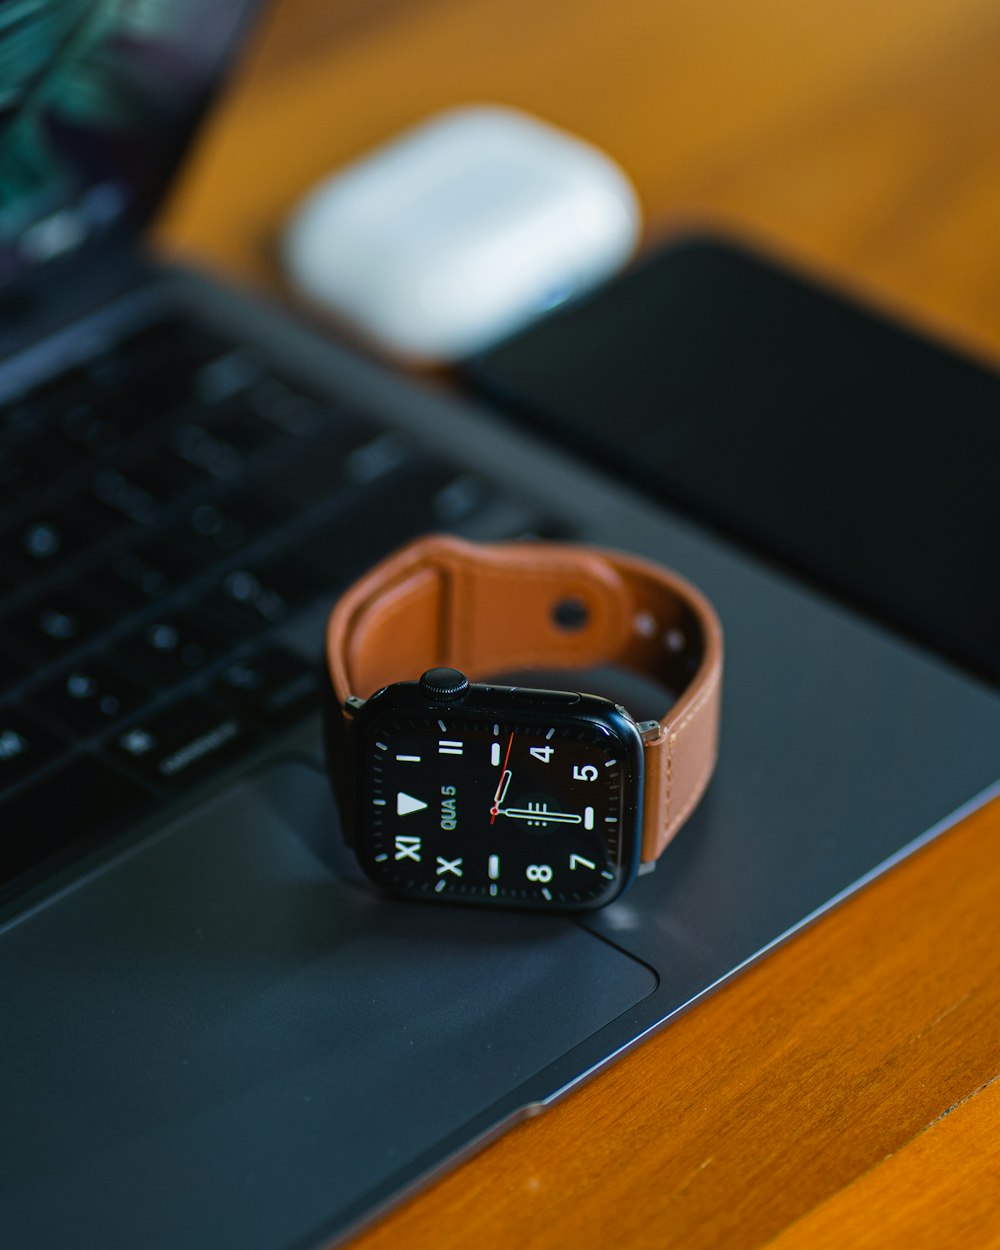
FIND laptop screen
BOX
[0,0,257,285]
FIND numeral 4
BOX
[530,745,554,763]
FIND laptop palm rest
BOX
[0,761,656,1250]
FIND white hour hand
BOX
[493,769,512,808]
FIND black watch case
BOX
[340,671,645,911]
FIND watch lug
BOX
[637,861,657,876]
[344,696,366,714]
[636,719,661,744]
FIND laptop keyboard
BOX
[0,314,554,897]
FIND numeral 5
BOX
[573,764,598,781]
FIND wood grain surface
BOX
[158,1,1000,1245]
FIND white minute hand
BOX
[498,807,582,824]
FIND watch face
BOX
[354,687,643,910]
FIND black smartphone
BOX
[463,236,1000,685]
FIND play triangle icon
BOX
[397,792,428,817]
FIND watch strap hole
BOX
[664,627,686,653]
[633,611,657,638]
[552,596,590,632]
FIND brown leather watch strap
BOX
[326,534,723,862]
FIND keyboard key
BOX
[257,426,376,512]
[214,645,321,728]
[291,464,458,587]
[245,378,329,437]
[0,756,153,890]
[90,548,175,610]
[201,490,281,545]
[58,396,120,455]
[341,432,418,486]
[16,386,122,474]
[88,466,162,527]
[1,499,119,579]
[80,326,228,429]
[200,562,315,635]
[109,697,255,789]
[204,403,281,457]
[192,347,263,405]
[28,372,104,424]
[431,473,492,525]
[173,421,246,481]
[1,589,111,661]
[140,493,282,581]
[126,450,211,503]
[2,515,69,576]
[0,707,67,793]
[31,662,147,737]
[116,612,229,687]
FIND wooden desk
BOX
[160,2,1000,1244]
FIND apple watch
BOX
[325,534,723,910]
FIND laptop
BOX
[2,5,1000,1250]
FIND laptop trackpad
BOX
[1,761,655,1250]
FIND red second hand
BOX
[490,731,515,825]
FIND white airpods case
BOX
[282,106,641,362]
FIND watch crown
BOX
[419,667,470,701]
